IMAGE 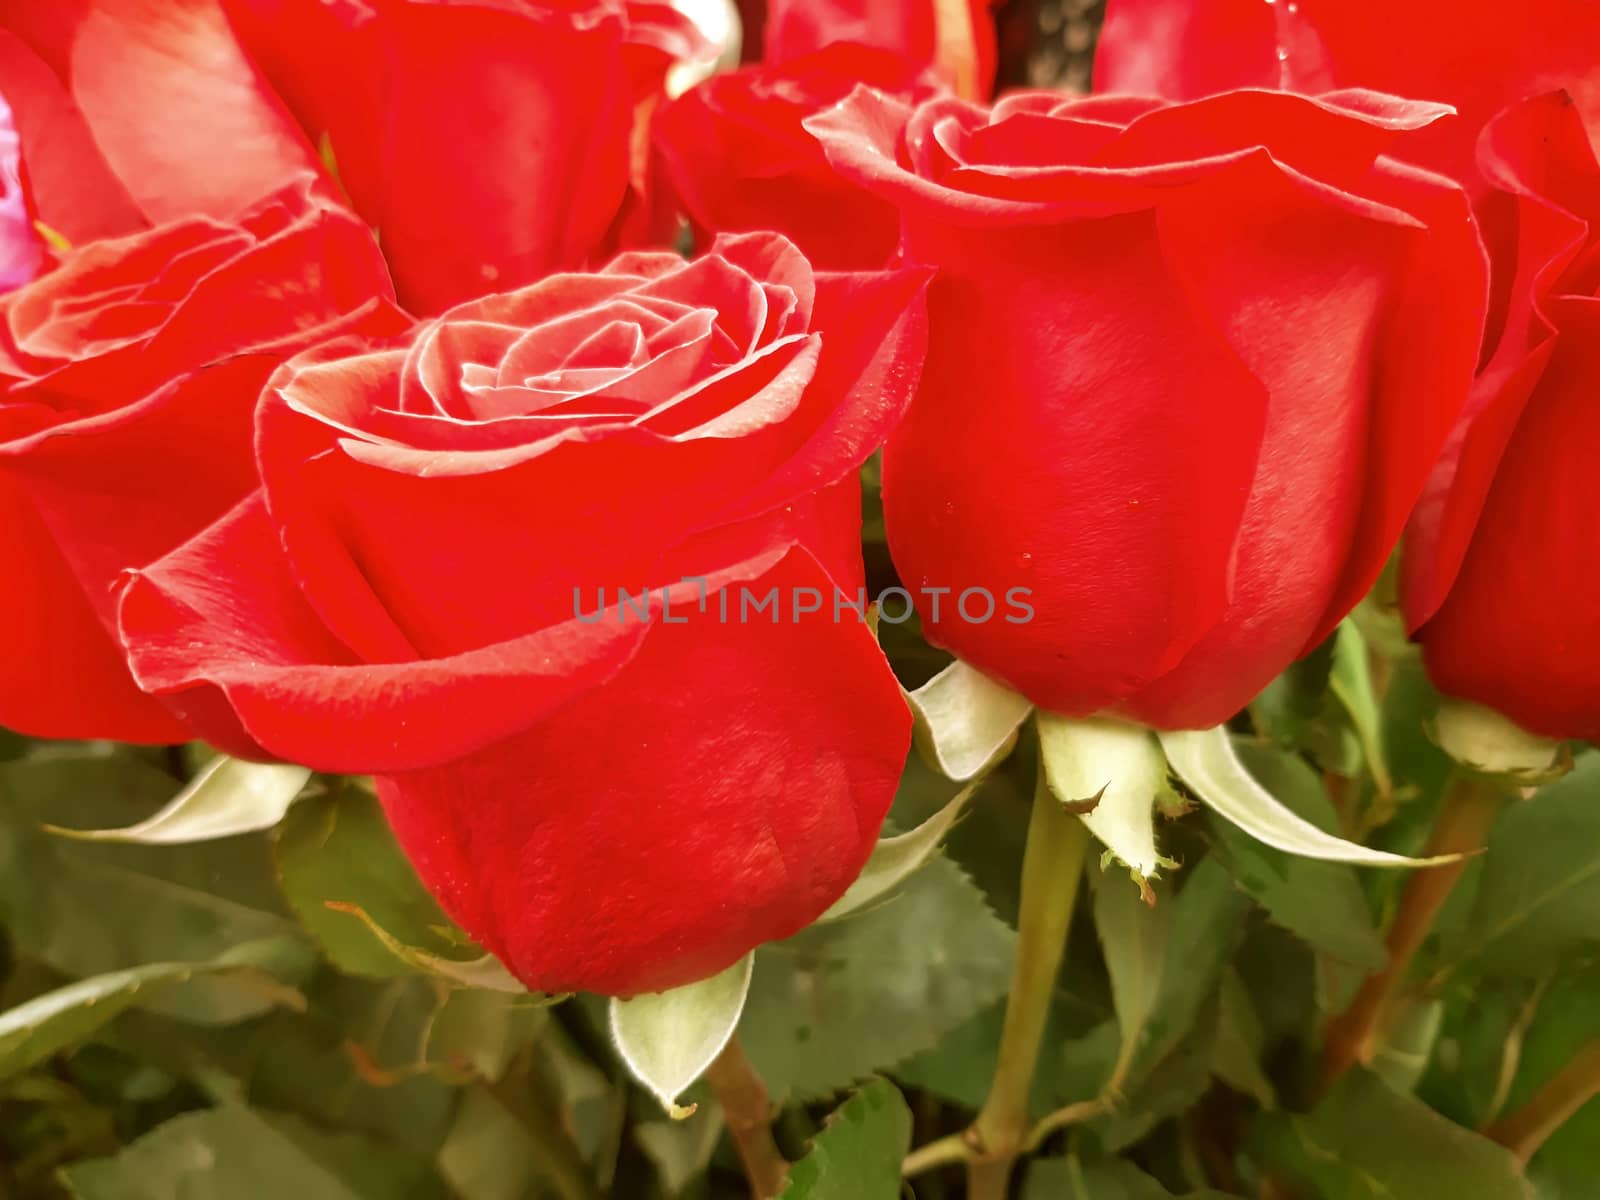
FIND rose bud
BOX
[654,43,942,267]
[807,87,1488,731]
[1403,92,1600,743]
[222,0,710,314]
[0,177,401,742]
[118,233,929,996]
[1093,0,1600,195]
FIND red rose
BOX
[0,0,332,243]
[0,89,41,289]
[1093,0,1600,193]
[0,178,399,743]
[223,0,709,313]
[763,0,998,99]
[654,43,943,268]
[1403,93,1600,741]
[808,87,1487,729]
[118,233,928,996]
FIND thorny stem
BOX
[704,1035,789,1199]
[1319,770,1504,1094]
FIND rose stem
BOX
[704,1034,789,1198]
[966,761,1091,1199]
[488,1058,603,1200]
[1318,770,1503,1094]
[1485,1039,1600,1163]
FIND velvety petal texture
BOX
[654,43,943,267]
[377,546,907,996]
[1093,0,1600,193]
[808,86,1487,729]
[1403,94,1600,741]
[223,0,708,314]
[119,232,927,996]
[0,178,398,742]
[0,0,334,238]
[764,0,998,99]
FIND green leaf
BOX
[1455,753,1600,974]
[1210,968,1274,1109]
[1421,959,1600,1190]
[437,1085,566,1200]
[893,1001,1010,1110]
[1413,976,1533,1128]
[0,753,298,1022]
[1329,621,1393,797]
[1511,969,1600,1200]
[1527,1097,1600,1200]
[1132,858,1251,1087]
[1040,714,1171,883]
[1498,963,1600,1115]
[1268,1069,1534,1200]
[908,659,1032,781]
[1381,658,1455,801]
[741,856,1013,1100]
[635,1110,725,1197]
[1161,726,1454,866]
[165,975,457,1152]
[779,1079,910,1199]
[0,946,303,1080]
[1076,861,1249,1149]
[610,955,752,1116]
[43,757,311,845]
[1093,867,1171,1095]
[324,903,527,993]
[902,984,1106,1115]
[1023,1158,1176,1199]
[1232,922,1318,1051]
[273,786,475,979]
[1249,634,1338,747]
[1089,1028,1214,1154]
[819,779,976,921]
[938,748,1033,926]
[423,987,547,1082]
[58,1105,447,1200]
[1206,741,1386,970]
[1370,997,1444,1095]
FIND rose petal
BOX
[0,27,144,242]
[882,208,1269,717]
[0,473,188,742]
[1416,297,1600,741]
[119,490,657,772]
[375,543,909,996]
[64,0,331,223]
[1121,154,1473,727]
